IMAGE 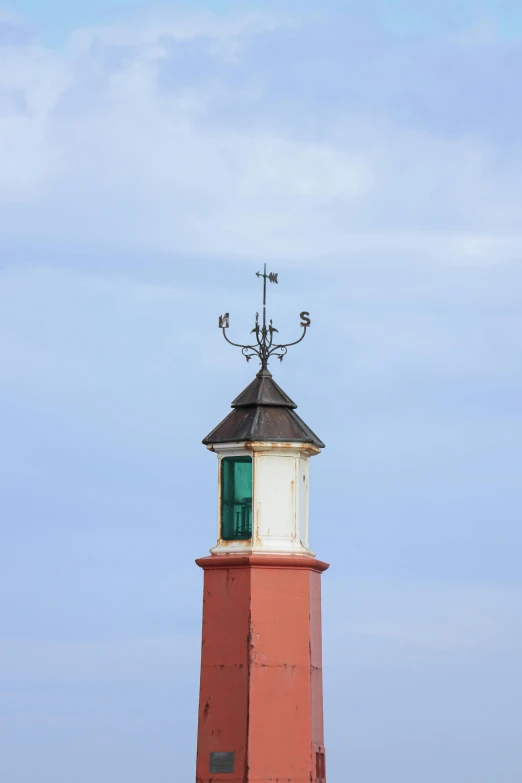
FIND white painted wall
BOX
[298,454,310,550]
[207,441,319,556]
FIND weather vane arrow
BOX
[218,263,311,371]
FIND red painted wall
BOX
[195,556,328,783]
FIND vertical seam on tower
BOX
[308,571,315,783]
[245,565,252,782]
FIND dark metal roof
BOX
[231,369,297,408]
[203,370,325,448]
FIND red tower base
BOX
[195,555,329,783]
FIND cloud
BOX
[66,6,292,50]
[0,5,521,263]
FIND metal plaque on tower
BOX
[209,751,235,774]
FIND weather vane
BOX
[218,263,311,371]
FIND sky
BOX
[0,1,521,782]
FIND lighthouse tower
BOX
[195,267,328,783]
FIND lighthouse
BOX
[195,266,328,783]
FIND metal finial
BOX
[218,263,311,370]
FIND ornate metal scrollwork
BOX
[218,264,311,371]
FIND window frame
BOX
[220,455,253,541]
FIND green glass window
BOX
[221,456,253,540]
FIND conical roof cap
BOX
[231,370,297,408]
[203,370,324,448]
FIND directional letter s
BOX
[300,311,311,327]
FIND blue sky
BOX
[8,0,522,43]
[0,2,521,782]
